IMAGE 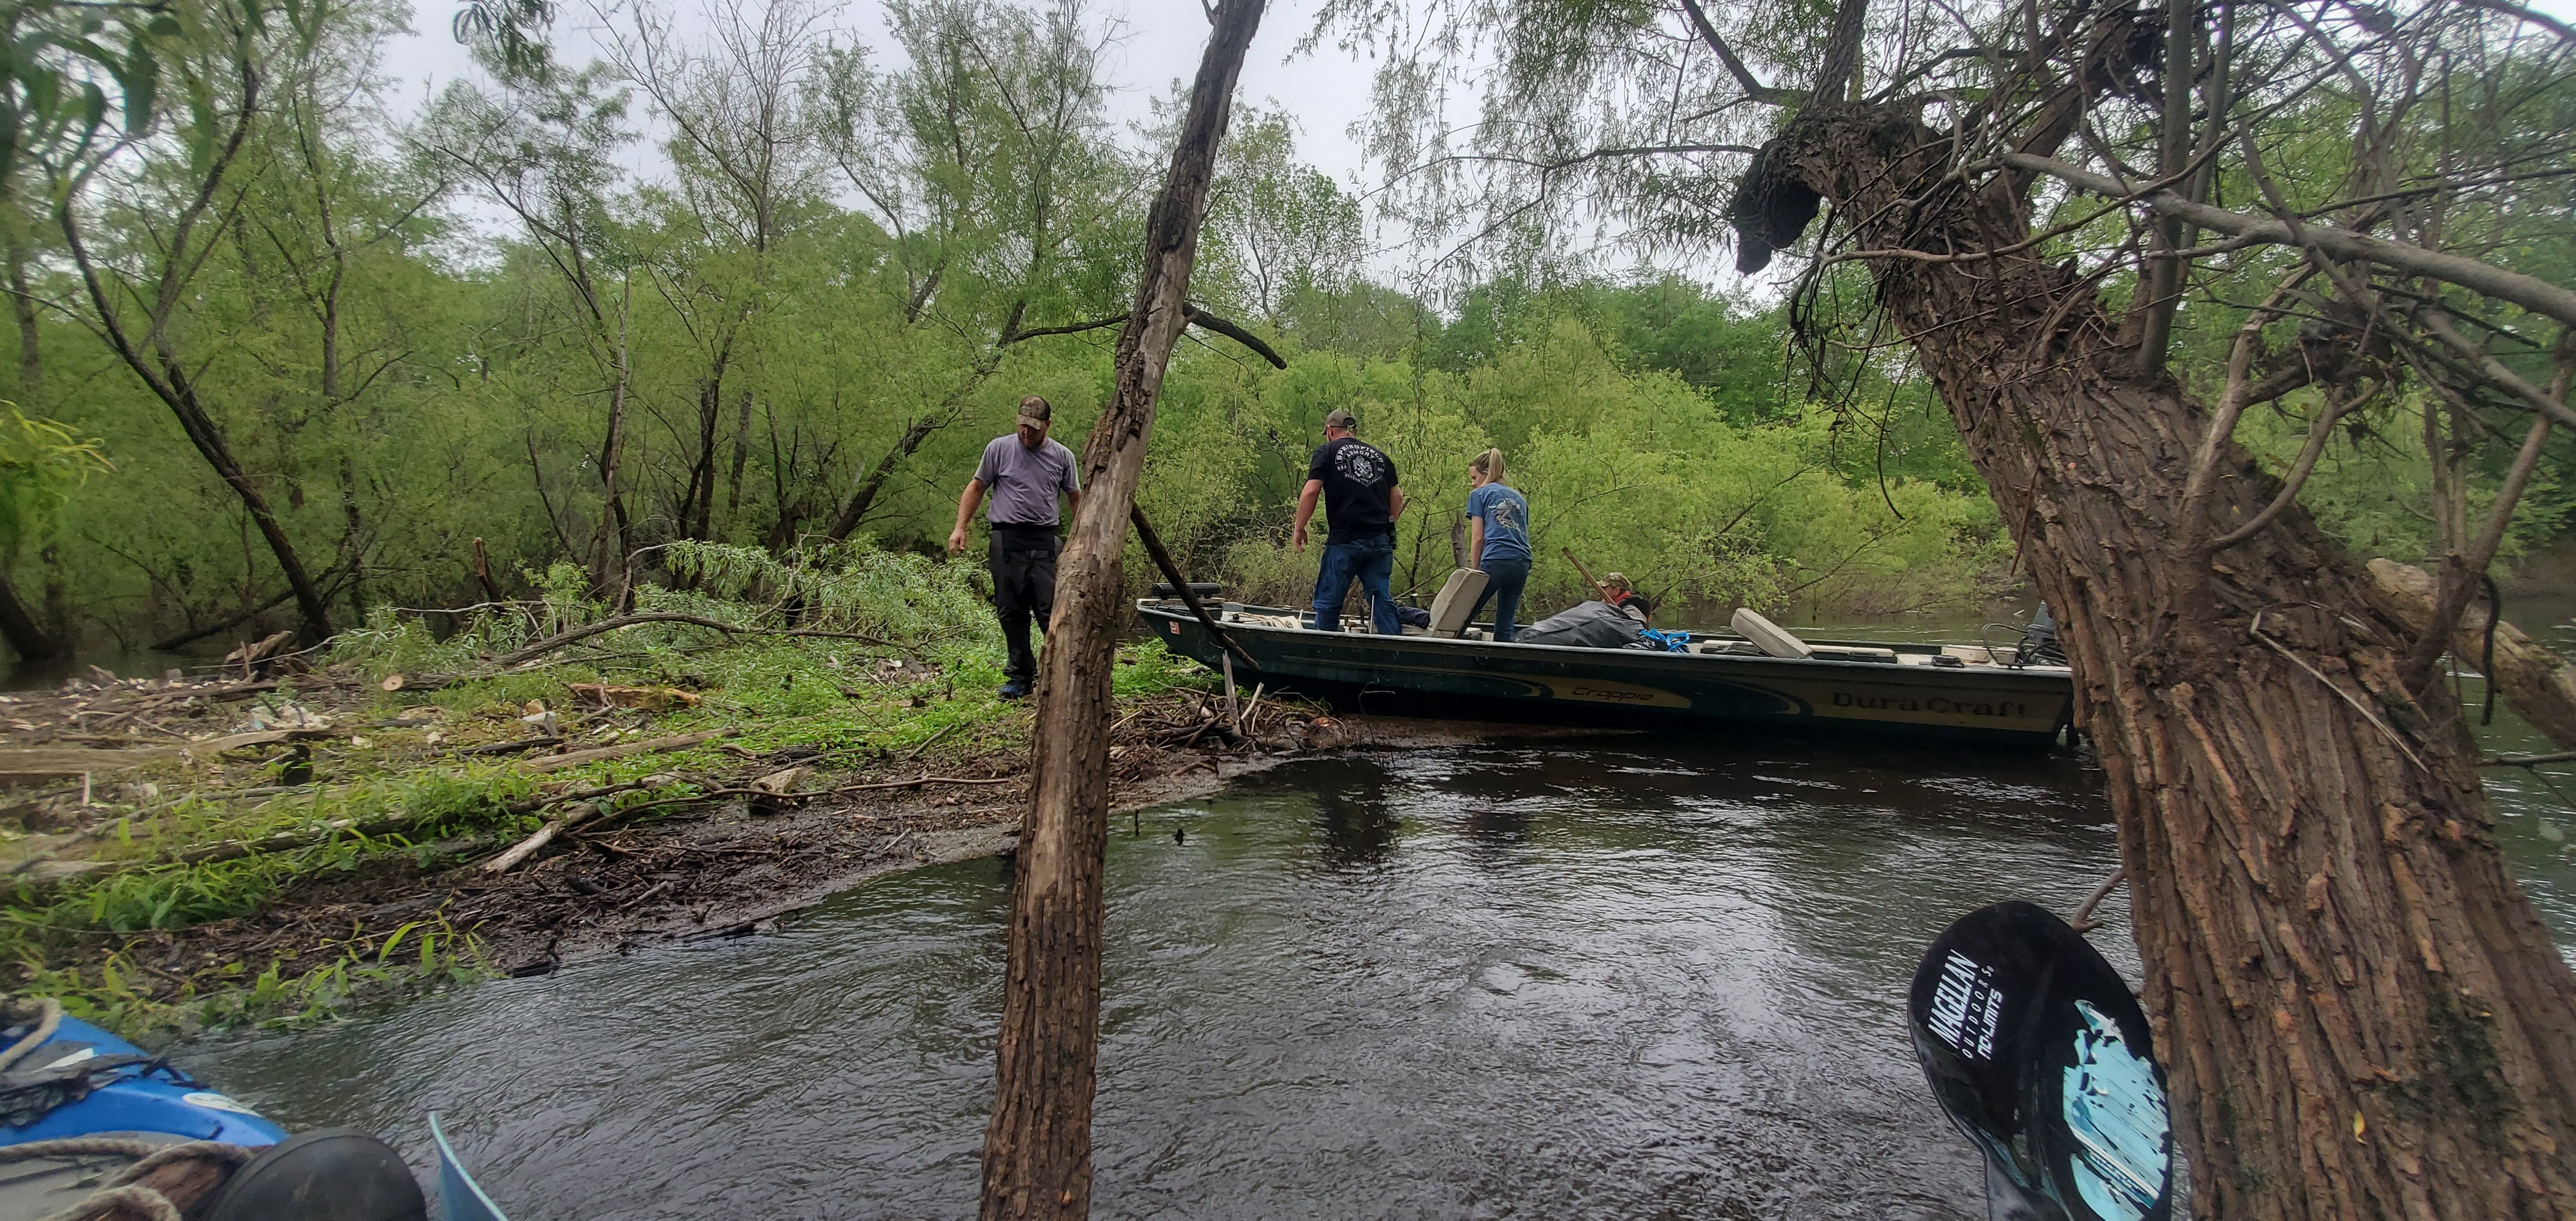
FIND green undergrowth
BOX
[6,543,1215,1039]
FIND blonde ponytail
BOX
[1471,448,1507,484]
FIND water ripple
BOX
[187,736,2153,1219]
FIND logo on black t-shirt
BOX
[1336,444,1388,488]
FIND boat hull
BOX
[1,1015,286,1148]
[1140,602,2075,746]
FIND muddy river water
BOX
[184,701,2576,1219]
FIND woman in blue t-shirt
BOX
[1462,448,1533,641]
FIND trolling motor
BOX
[1907,902,2173,1221]
[2018,603,2068,666]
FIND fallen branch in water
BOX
[2484,750,2576,768]
[2069,866,2127,933]
[2371,559,2576,752]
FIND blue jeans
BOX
[1311,532,1400,633]
[1467,555,1530,641]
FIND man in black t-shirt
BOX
[1291,408,1407,632]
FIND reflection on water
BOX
[2471,687,2576,954]
[180,709,2576,1220]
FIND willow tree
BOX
[811,0,1143,542]
[20,0,345,642]
[593,0,833,544]
[425,52,643,599]
[1323,0,2576,1213]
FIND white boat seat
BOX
[1730,608,1813,659]
[1427,569,1490,636]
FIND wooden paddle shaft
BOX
[1560,548,1615,602]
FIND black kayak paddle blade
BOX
[1909,900,2173,1221]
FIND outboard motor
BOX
[1907,901,2172,1220]
[2018,603,2067,666]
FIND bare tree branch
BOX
[2001,152,2576,329]
[1674,0,1803,105]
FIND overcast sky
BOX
[380,0,2576,296]
[377,0,1387,214]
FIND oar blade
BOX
[1909,900,2172,1221]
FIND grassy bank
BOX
[1,545,1241,1039]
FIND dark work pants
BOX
[988,524,1060,685]
[1310,531,1400,634]
[1466,555,1531,641]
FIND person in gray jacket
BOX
[1518,589,1655,648]
[948,396,1081,699]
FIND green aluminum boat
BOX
[1138,595,2077,747]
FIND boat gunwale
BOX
[1133,599,2074,686]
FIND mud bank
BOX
[0,651,1606,1034]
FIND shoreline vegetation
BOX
[0,542,1500,1042]
[8,539,2565,1043]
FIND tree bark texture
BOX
[2373,559,2576,754]
[1746,105,2576,1218]
[977,2,1264,1217]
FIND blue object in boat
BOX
[430,1112,512,1221]
[0,1014,286,1148]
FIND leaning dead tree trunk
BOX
[1740,106,2576,1217]
[978,2,1263,1217]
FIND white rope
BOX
[0,997,64,1075]
[1,1134,256,1221]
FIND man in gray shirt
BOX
[949,396,1082,699]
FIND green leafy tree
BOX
[35,0,343,642]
